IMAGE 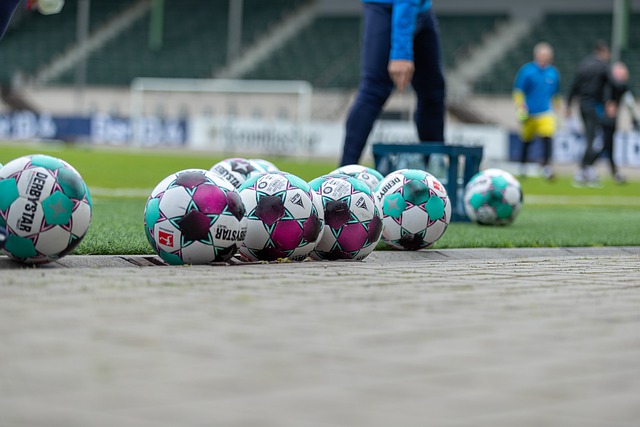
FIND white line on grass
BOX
[526,195,640,206]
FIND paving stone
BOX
[0,248,639,426]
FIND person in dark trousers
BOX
[340,0,445,167]
[583,61,638,184]
[0,0,22,39]
[566,41,611,187]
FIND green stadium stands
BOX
[52,0,311,86]
[244,13,507,89]
[472,14,640,95]
[0,0,136,84]
[243,16,362,88]
[438,14,508,70]
[0,2,79,83]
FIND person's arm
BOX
[388,0,421,91]
[622,91,640,129]
[552,68,563,115]
[512,66,528,121]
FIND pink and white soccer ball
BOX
[0,154,92,264]
[209,157,264,188]
[144,169,247,265]
[309,174,383,260]
[374,169,451,250]
[238,172,324,261]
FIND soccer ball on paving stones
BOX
[209,157,264,188]
[374,169,451,250]
[144,169,247,265]
[330,164,384,192]
[238,172,324,262]
[463,168,523,226]
[0,154,92,264]
[249,159,280,173]
[309,174,383,261]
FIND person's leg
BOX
[602,123,625,183]
[0,0,22,40]
[411,10,445,143]
[340,3,394,166]
[536,114,555,180]
[580,105,598,169]
[519,120,534,176]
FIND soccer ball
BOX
[0,154,92,264]
[36,0,65,15]
[375,169,450,250]
[330,164,384,192]
[238,172,324,261]
[144,169,247,265]
[463,168,523,225]
[309,174,382,260]
[249,159,280,173]
[209,157,264,188]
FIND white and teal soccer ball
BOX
[374,169,450,250]
[249,158,280,173]
[238,172,324,262]
[0,154,92,264]
[144,169,247,265]
[330,164,384,192]
[463,168,523,226]
[309,174,382,260]
[209,157,264,188]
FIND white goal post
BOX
[129,78,314,154]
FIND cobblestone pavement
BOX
[0,247,639,427]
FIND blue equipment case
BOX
[372,143,483,222]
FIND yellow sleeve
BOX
[512,90,526,111]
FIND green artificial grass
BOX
[0,142,340,188]
[77,198,640,255]
[2,141,639,255]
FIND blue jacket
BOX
[513,61,560,115]
[362,0,432,61]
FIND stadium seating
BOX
[471,13,640,95]
[52,0,311,86]
[243,16,362,88]
[0,2,78,84]
[437,14,508,70]
[244,13,507,89]
[0,0,137,84]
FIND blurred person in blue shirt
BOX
[512,42,561,180]
[340,0,445,166]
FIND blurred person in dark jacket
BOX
[566,40,611,187]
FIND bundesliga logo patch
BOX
[158,230,174,247]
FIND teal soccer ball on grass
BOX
[463,168,523,226]
[144,169,247,265]
[0,155,92,264]
[374,169,451,250]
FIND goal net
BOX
[129,78,313,156]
